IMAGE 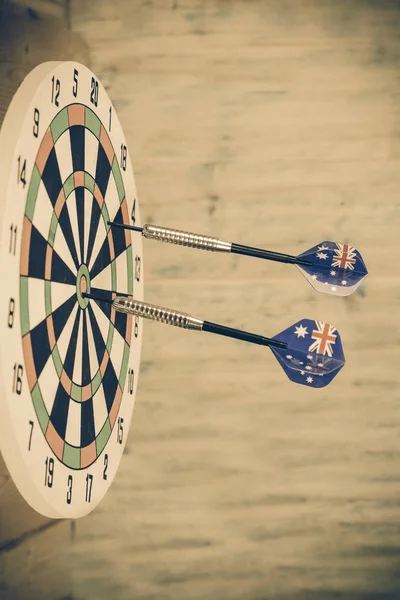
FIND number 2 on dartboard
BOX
[103,454,108,480]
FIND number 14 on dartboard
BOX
[0,61,143,518]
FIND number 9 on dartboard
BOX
[0,61,143,518]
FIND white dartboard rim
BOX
[0,61,143,518]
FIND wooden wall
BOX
[1,0,400,598]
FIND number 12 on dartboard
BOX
[0,61,144,519]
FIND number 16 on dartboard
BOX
[0,61,143,518]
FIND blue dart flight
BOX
[296,241,368,296]
[271,318,345,388]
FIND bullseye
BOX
[76,263,90,309]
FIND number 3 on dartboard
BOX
[66,475,73,504]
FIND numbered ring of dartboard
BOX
[0,62,143,518]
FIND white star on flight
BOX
[306,365,312,371]
[311,274,318,280]
[331,286,337,292]
[286,355,293,359]
[300,371,305,375]
[316,252,328,260]
[294,324,308,338]
[317,245,329,251]
[341,280,347,285]
[317,362,324,367]
[306,376,313,384]
[330,270,336,276]
[307,354,312,360]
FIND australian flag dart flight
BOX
[296,241,368,296]
[271,318,345,388]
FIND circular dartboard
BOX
[0,62,143,518]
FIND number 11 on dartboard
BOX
[0,61,144,518]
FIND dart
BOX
[108,222,368,296]
[84,292,345,388]
[0,58,359,521]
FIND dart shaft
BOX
[230,242,311,266]
[202,321,286,348]
[112,296,287,349]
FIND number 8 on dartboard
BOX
[0,62,143,518]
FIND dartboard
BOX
[0,62,143,518]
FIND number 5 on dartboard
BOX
[0,61,144,519]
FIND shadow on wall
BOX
[0,0,89,125]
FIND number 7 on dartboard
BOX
[0,61,143,518]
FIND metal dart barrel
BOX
[112,297,203,330]
[142,224,231,253]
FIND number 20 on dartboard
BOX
[0,61,144,518]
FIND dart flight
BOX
[84,293,345,388]
[108,222,368,297]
